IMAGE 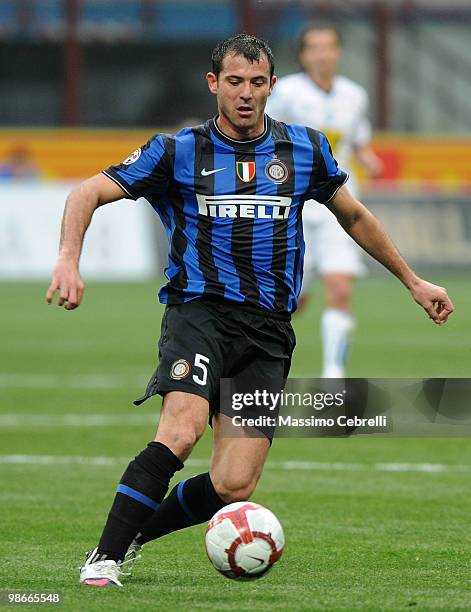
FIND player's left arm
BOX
[326,185,454,324]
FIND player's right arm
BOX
[46,173,126,310]
[47,133,171,310]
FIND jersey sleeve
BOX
[103,135,170,201]
[306,131,349,204]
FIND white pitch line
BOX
[374,462,470,473]
[0,373,148,389]
[0,414,158,427]
[0,455,208,468]
[0,455,469,474]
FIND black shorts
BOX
[134,299,296,438]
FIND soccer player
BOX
[267,23,384,377]
[46,34,453,587]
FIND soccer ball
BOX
[205,501,285,580]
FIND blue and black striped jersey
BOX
[104,115,348,316]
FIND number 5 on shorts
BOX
[192,353,209,386]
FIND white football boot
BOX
[120,539,144,576]
[79,548,123,587]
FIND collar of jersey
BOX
[303,71,338,96]
[209,115,272,150]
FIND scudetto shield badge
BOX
[236,161,256,183]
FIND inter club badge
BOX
[170,359,191,380]
[265,158,289,184]
[236,161,256,183]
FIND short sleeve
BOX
[103,135,170,201]
[306,131,349,204]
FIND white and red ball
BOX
[205,501,285,580]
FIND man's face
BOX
[299,29,341,78]
[207,52,276,137]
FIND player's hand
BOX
[366,155,384,178]
[293,293,309,315]
[355,146,384,178]
[46,258,85,310]
[409,279,454,325]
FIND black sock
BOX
[96,441,183,562]
[136,472,226,544]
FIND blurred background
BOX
[1,0,470,281]
[1,7,470,605]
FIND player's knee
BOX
[329,293,350,310]
[325,277,352,310]
[212,475,257,503]
[157,392,208,458]
[156,424,204,459]
[175,427,202,454]
[178,429,200,454]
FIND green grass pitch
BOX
[0,275,470,610]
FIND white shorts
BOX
[301,200,366,294]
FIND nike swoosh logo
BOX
[248,556,265,566]
[201,167,226,176]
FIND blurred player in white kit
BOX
[267,23,383,377]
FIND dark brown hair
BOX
[212,33,275,79]
[297,22,343,57]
